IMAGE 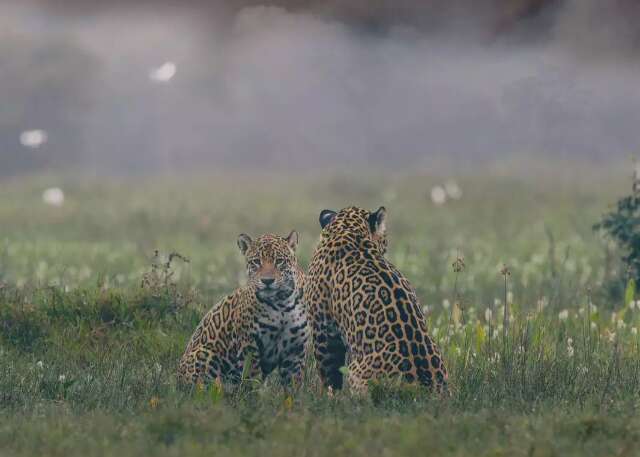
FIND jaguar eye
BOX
[275,258,287,269]
[248,259,261,270]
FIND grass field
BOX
[2,166,640,456]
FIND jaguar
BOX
[305,206,448,394]
[177,232,307,387]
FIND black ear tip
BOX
[369,206,388,234]
[237,233,252,250]
[319,209,337,228]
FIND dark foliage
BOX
[594,174,640,283]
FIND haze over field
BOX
[1,0,639,175]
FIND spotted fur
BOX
[305,206,448,394]
[178,232,307,387]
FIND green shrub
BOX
[0,294,48,351]
[594,169,640,295]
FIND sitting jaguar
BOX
[177,232,307,387]
[305,206,448,394]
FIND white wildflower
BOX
[20,129,48,148]
[590,322,597,331]
[484,308,493,322]
[617,319,626,330]
[42,188,64,207]
[149,61,177,83]
[632,327,638,336]
[442,299,450,310]
[558,309,569,321]
[58,374,66,383]
[537,297,549,310]
[36,361,44,369]
[430,186,447,206]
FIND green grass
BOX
[1,167,640,456]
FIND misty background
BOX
[1,0,639,176]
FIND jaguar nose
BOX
[261,278,275,287]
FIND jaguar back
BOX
[305,206,447,393]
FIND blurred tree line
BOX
[1,0,638,176]
[1,32,99,175]
[36,0,640,33]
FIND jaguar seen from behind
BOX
[305,206,448,394]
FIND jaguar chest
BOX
[253,294,300,373]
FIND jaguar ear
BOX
[286,230,299,251]
[319,209,337,229]
[368,206,387,236]
[237,234,253,255]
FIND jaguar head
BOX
[319,206,388,255]
[237,231,300,301]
